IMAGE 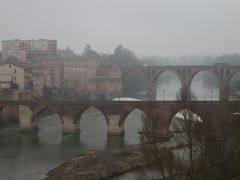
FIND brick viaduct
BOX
[1,101,240,135]
[122,63,240,101]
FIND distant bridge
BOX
[0,100,239,135]
[122,63,240,101]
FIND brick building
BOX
[26,59,64,89]
[93,65,122,100]
[63,57,122,100]
[63,57,100,99]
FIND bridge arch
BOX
[153,70,182,86]
[168,109,204,133]
[75,107,108,143]
[121,108,147,144]
[227,70,240,83]
[74,107,108,125]
[122,68,147,96]
[120,108,147,126]
[31,106,62,123]
[190,71,219,101]
[154,71,182,100]
[30,106,63,144]
[190,69,219,82]
[228,71,240,101]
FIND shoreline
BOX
[46,145,153,180]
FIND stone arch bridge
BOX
[0,101,239,135]
[122,63,240,101]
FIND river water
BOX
[0,108,143,180]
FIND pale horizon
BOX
[1,0,240,57]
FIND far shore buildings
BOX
[94,65,122,100]
[1,39,122,100]
[0,58,122,101]
[0,63,24,90]
[63,57,122,100]
[2,39,57,62]
[63,58,98,99]
[26,57,122,100]
[0,63,44,100]
[26,59,63,89]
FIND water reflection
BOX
[0,108,142,180]
[17,133,40,147]
[124,109,144,145]
[106,135,125,150]
[37,114,62,145]
[60,134,125,150]
[60,134,81,147]
[110,166,161,180]
[79,107,108,150]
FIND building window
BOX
[9,64,11,68]
[14,76,16,81]
[14,69,17,74]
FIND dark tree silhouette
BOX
[139,87,240,179]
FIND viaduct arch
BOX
[122,63,240,101]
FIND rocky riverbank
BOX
[46,145,153,180]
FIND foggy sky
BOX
[0,0,240,56]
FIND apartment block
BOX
[2,39,57,62]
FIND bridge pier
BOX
[107,115,124,136]
[18,105,38,132]
[219,80,229,102]
[146,87,156,100]
[62,116,80,134]
[146,79,157,100]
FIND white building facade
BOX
[0,63,25,90]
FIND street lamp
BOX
[211,88,213,101]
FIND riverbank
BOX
[46,145,153,180]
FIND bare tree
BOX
[139,114,178,180]
[139,87,240,179]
